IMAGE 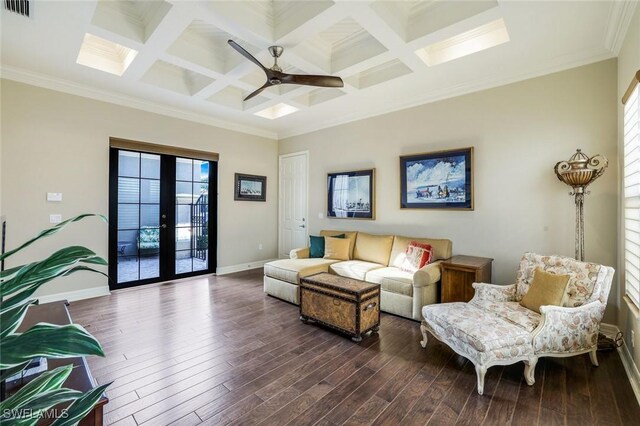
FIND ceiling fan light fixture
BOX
[415,18,510,67]
[254,103,299,120]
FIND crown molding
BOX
[604,0,638,55]
[0,65,278,140]
[277,49,615,139]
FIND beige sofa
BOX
[263,230,452,321]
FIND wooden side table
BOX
[441,255,493,303]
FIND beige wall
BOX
[280,59,618,323]
[0,80,278,297]
[617,6,640,384]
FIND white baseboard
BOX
[216,259,276,275]
[36,286,111,304]
[601,323,640,406]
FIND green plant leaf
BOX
[1,246,107,298]
[0,263,27,280]
[0,285,40,315]
[0,360,30,382]
[0,389,82,425]
[0,365,72,411]
[50,383,111,426]
[0,299,36,338]
[0,324,104,369]
[0,214,107,262]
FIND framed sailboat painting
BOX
[400,147,474,210]
[327,169,375,219]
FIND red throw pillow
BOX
[400,241,433,273]
[410,241,433,267]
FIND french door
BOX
[108,148,217,289]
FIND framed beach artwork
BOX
[234,173,267,201]
[400,147,473,210]
[327,169,375,219]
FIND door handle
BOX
[299,224,306,228]
[161,224,167,229]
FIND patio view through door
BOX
[109,144,217,289]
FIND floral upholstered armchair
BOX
[420,252,615,395]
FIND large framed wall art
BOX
[327,169,375,219]
[400,147,474,210]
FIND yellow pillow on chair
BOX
[324,236,350,261]
[520,268,570,314]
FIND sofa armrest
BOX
[413,261,442,287]
[531,300,605,354]
[290,247,309,259]
[470,283,517,303]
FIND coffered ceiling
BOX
[0,1,635,139]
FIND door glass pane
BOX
[118,151,140,177]
[118,178,139,203]
[176,158,192,181]
[141,179,160,203]
[118,205,139,230]
[116,149,160,285]
[141,204,159,227]
[141,154,160,179]
[118,256,139,283]
[194,160,208,182]
[176,182,194,204]
[176,250,193,274]
[140,255,159,280]
[175,157,209,275]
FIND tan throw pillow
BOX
[324,236,350,260]
[520,268,570,314]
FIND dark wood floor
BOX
[68,269,640,426]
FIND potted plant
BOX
[0,214,110,425]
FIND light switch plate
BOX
[47,193,63,202]
[49,214,62,224]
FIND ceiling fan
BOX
[228,40,344,101]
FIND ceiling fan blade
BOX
[228,40,267,72]
[280,73,344,88]
[244,82,273,101]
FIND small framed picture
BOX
[234,173,266,202]
[400,147,473,210]
[327,169,375,220]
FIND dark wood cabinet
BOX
[5,301,107,425]
[441,255,493,303]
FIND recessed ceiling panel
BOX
[76,33,138,76]
[91,0,172,43]
[294,17,388,73]
[294,87,346,107]
[168,22,259,75]
[371,0,499,42]
[347,59,412,90]
[141,60,214,96]
[206,86,269,111]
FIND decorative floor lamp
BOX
[554,149,608,261]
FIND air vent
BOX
[4,0,30,17]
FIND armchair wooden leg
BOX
[589,348,599,367]
[475,364,487,395]
[420,322,429,348]
[523,357,537,386]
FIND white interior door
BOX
[279,152,308,258]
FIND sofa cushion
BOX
[389,236,452,266]
[470,300,541,332]
[329,260,385,280]
[264,258,339,285]
[353,232,394,265]
[320,230,358,258]
[366,267,413,296]
[422,303,532,354]
[515,252,602,308]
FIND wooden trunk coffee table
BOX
[299,272,380,342]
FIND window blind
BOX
[624,75,640,308]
